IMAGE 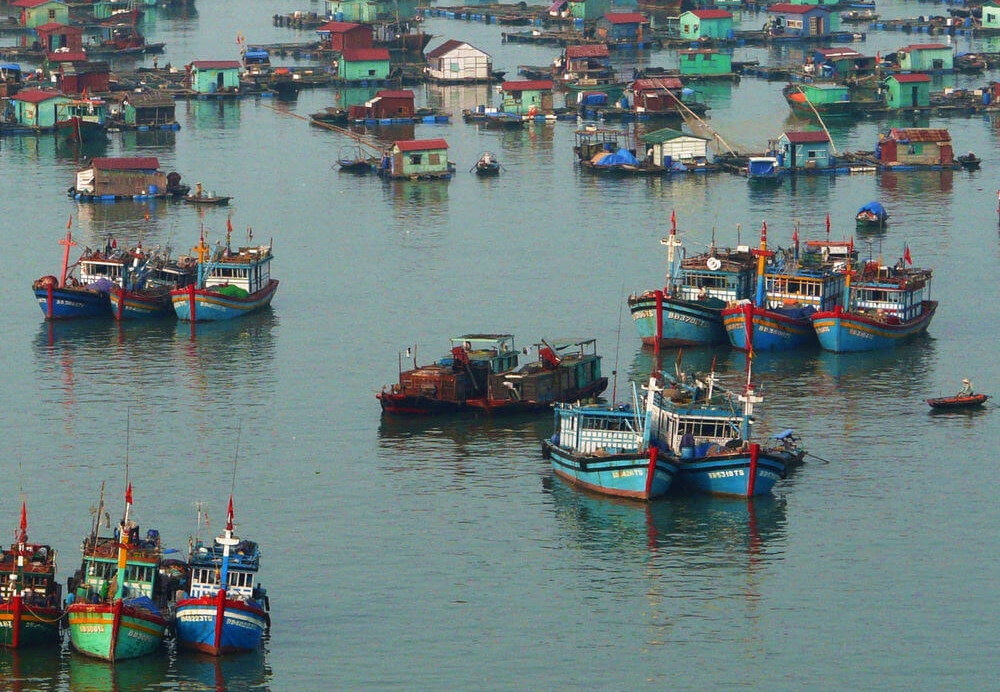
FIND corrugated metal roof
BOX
[12,88,64,103]
[426,39,470,58]
[35,22,82,33]
[887,128,951,142]
[902,43,951,51]
[190,60,241,70]
[90,157,161,170]
[11,0,60,8]
[341,48,390,61]
[642,127,709,144]
[690,9,732,19]
[565,44,609,58]
[767,3,826,14]
[632,77,683,91]
[395,139,449,152]
[603,12,646,23]
[890,73,931,83]
[374,89,414,99]
[783,130,830,143]
[316,20,365,33]
[501,80,553,92]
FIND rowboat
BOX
[926,394,989,409]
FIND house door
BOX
[217,72,225,91]
[911,86,920,106]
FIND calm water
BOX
[2,0,1000,689]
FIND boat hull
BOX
[109,286,173,320]
[0,601,63,648]
[174,593,269,655]
[377,392,465,415]
[628,293,727,346]
[927,394,989,409]
[67,601,167,661]
[811,302,937,352]
[674,449,787,497]
[170,280,279,321]
[544,442,677,500]
[722,303,817,351]
[33,285,110,320]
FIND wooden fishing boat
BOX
[542,381,678,501]
[32,230,129,319]
[811,260,937,353]
[746,156,783,183]
[472,151,501,176]
[183,194,232,205]
[170,229,279,322]
[926,394,989,409]
[378,335,608,415]
[855,201,889,229]
[627,213,757,347]
[957,152,982,169]
[109,252,199,320]
[722,222,851,352]
[336,145,376,174]
[174,497,270,655]
[66,482,172,662]
[0,502,63,649]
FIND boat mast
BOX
[59,223,76,288]
[753,221,768,307]
[661,210,682,295]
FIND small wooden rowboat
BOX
[926,394,990,410]
[183,194,232,206]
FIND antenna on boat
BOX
[230,420,241,499]
[612,284,624,404]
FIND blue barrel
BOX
[149,184,158,194]
[984,91,991,106]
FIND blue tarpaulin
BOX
[595,149,639,166]
[857,200,888,220]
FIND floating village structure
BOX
[885,73,932,109]
[8,89,69,129]
[35,22,82,53]
[876,128,956,168]
[187,60,242,95]
[766,4,835,39]
[114,90,179,129]
[595,12,647,44]
[339,48,391,81]
[424,39,493,83]
[316,20,373,51]
[896,43,954,73]
[678,49,734,78]
[772,131,834,172]
[677,9,733,41]
[500,80,555,115]
[11,0,69,28]
[641,128,712,170]
[378,138,453,179]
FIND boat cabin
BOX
[187,538,261,600]
[72,529,162,603]
[850,265,932,323]
[242,47,271,76]
[425,39,492,83]
[202,245,274,295]
[885,73,931,109]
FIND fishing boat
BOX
[926,394,990,409]
[377,335,608,415]
[721,222,850,351]
[654,360,802,497]
[627,213,757,347]
[54,97,108,143]
[855,201,889,230]
[336,145,376,174]
[0,502,63,649]
[541,380,678,501]
[472,151,501,176]
[811,257,937,353]
[66,482,170,662]
[170,228,279,322]
[109,252,199,320]
[957,152,982,170]
[174,496,270,655]
[183,184,232,205]
[32,229,129,319]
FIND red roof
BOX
[426,39,474,58]
[12,88,64,103]
[690,9,732,19]
[887,128,950,142]
[374,89,414,100]
[501,80,554,92]
[90,157,160,170]
[565,44,609,59]
[12,0,61,8]
[316,20,364,33]
[49,51,88,62]
[190,60,241,70]
[783,130,830,143]
[603,11,646,23]
[891,73,931,83]
[341,48,390,62]
[901,43,950,51]
[768,3,825,14]
[35,22,80,33]
[632,77,683,91]
[816,47,863,59]
[395,139,448,152]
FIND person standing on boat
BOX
[959,379,974,396]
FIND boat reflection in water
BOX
[173,647,271,691]
[68,650,169,692]
[0,647,62,692]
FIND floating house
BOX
[560,44,611,81]
[631,77,684,113]
[876,128,955,168]
[56,60,110,95]
[323,0,379,23]
[982,1,1000,30]
[72,157,183,198]
[885,73,931,109]
[810,47,875,78]
[379,138,452,179]
[315,20,373,51]
[772,130,833,171]
[595,12,647,44]
[896,44,953,73]
[678,49,733,78]
[186,60,242,94]
[348,89,416,119]
[766,4,832,39]
[339,48,390,82]
[641,127,711,169]
[565,0,631,22]
[500,80,555,115]
[34,22,82,53]
[677,10,733,40]
[115,90,178,128]
[424,39,492,83]
[9,88,69,128]
[10,0,68,28]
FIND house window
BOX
[368,69,376,76]
[787,19,803,29]
[48,9,56,18]
[409,154,423,165]
[428,153,441,165]
[449,61,460,72]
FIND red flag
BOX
[670,209,676,231]
[849,236,854,255]
[67,215,72,229]
[226,216,234,234]
[226,496,234,530]
[20,502,27,532]
[791,227,798,245]
[125,483,133,505]
[826,213,831,235]
[904,245,912,265]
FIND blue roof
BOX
[857,201,887,218]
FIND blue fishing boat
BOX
[542,380,678,500]
[32,230,128,320]
[653,361,802,497]
[721,222,849,351]
[811,255,937,352]
[170,228,278,322]
[66,482,171,662]
[110,253,200,320]
[628,213,757,347]
[174,496,270,655]
[855,201,889,230]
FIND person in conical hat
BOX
[959,379,974,396]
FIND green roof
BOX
[641,127,710,144]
